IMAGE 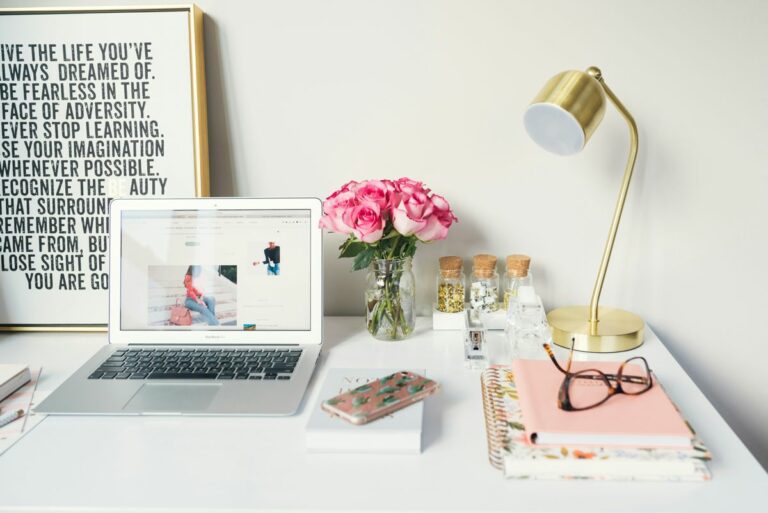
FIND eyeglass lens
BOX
[567,370,612,410]
[619,357,652,395]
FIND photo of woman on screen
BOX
[253,241,281,276]
[184,265,220,326]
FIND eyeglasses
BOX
[542,338,653,411]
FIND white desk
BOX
[0,317,765,513]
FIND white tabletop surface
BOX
[0,317,765,513]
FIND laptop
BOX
[36,197,323,416]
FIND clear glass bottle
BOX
[436,256,465,313]
[469,254,499,313]
[503,254,532,312]
[365,258,415,341]
[506,285,551,358]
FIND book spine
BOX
[480,367,509,471]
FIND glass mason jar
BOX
[365,258,416,341]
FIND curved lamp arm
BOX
[586,67,639,332]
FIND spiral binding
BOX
[480,367,510,471]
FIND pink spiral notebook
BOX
[479,366,711,480]
[511,359,694,448]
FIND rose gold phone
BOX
[320,371,439,425]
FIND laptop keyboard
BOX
[87,348,302,381]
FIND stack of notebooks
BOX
[480,360,712,481]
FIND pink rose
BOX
[392,190,434,236]
[415,194,457,241]
[388,177,430,218]
[324,180,358,201]
[342,201,385,243]
[338,180,359,192]
[395,177,430,197]
[354,180,391,212]
[381,179,400,210]
[319,189,358,234]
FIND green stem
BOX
[367,256,413,340]
[388,237,400,260]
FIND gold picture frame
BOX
[0,5,209,331]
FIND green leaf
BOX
[339,240,365,258]
[401,237,418,258]
[352,396,369,407]
[338,235,358,250]
[352,247,375,271]
[379,395,398,406]
[381,230,400,240]
[353,384,372,393]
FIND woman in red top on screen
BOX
[183,265,219,326]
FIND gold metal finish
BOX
[0,5,209,332]
[530,66,643,352]
[548,306,644,353]
[188,4,210,197]
[585,67,639,335]
[530,70,606,148]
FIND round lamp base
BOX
[547,305,644,353]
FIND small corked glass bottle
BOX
[436,256,465,313]
[470,254,499,313]
[503,254,532,311]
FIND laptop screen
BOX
[119,209,311,332]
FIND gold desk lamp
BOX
[523,66,644,353]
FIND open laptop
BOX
[36,197,323,416]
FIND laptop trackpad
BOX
[123,383,221,413]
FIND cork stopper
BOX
[439,256,463,277]
[506,254,531,277]
[472,254,497,278]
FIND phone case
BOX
[321,371,439,425]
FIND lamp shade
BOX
[523,70,606,156]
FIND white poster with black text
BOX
[0,8,208,329]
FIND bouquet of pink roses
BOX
[320,178,457,340]
[319,178,458,270]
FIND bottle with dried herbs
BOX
[503,254,532,311]
[470,254,499,313]
[436,256,465,313]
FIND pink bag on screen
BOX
[169,298,192,326]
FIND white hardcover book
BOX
[0,365,31,403]
[306,368,424,454]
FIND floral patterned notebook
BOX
[480,366,712,481]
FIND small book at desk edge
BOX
[480,366,711,481]
[0,364,31,403]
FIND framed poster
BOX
[0,6,209,331]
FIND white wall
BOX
[8,0,767,468]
